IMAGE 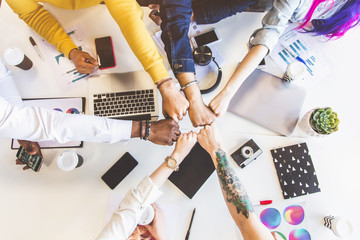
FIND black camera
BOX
[231,139,263,168]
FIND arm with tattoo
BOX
[213,149,274,240]
[215,149,253,218]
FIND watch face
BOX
[168,158,176,168]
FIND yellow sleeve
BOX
[6,0,77,58]
[104,0,169,83]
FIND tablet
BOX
[168,143,215,199]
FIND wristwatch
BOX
[165,156,179,171]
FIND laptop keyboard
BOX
[93,89,155,117]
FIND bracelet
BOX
[144,120,151,141]
[180,80,199,91]
[156,77,172,89]
[139,120,143,139]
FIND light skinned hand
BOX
[69,48,98,74]
[171,131,197,162]
[197,123,222,157]
[209,90,232,117]
[16,140,43,171]
[149,119,180,146]
[188,99,216,127]
[144,204,167,240]
[158,80,189,122]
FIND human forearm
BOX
[212,149,273,240]
[105,0,168,82]
[8,3,76,58]
[222,45,268,97]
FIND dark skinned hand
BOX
[148,119,180,146]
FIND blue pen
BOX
[282,47,307,65]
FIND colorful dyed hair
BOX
[299,0,360,39]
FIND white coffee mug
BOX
[2,47,33,70]
[138,205,155,225]
[282,61,306,82]
[324,215,353,238]
[57,150,83,171]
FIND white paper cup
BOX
[3,47,33,70]
[57,150,83,171]
[282,61,306,82]
[324,215,353,238]
[138,205,155,225]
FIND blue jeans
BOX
[160,0,254,75]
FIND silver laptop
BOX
[228,69,307,136]
[88,71,159,121]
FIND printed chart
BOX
[39,25,94,92]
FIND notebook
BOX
[168,143,215,199]
[270,143,321,199]
[88,71,159,121]
[228,69,307,136]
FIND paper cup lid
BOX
[333,217,353,238]
[2,47,24,66]
[287,61,306,79]
[57,151,78,171]
[138,205,155,225]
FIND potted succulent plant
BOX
[301,107,340,136]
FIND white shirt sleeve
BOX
[0,59,132,143]
[0,97,132,143]
[96,176,162,240]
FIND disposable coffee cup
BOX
[282,61,306,82]
[138,205,155,225]
[56,150,83,171]
[324,215,353,238]
[3,47,33,70]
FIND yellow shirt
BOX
[6,0,168,83]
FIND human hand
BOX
[188,99,216,127]
[149,119,180,146]
[209,90,232,117]
[171,131,197,163]
[144,204,167,240]
[197,123,222,157]
[16,140,43,171]
[68,48,98,74]
[158,79,189,122]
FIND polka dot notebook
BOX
[270,143,321,199]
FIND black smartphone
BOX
[16,146,43,172]
[136,0,160,6]
[101,152,138,189]
[95,36,116,70]
[190,29,220,48]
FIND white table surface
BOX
[0,2,359,240]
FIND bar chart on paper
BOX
[270,26,330,80]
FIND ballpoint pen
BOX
[29,36,44,61]
[185,208,196,240]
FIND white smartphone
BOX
[190,29,221,48]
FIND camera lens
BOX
[241,146,253,158]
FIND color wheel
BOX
[66,108,80,114]
[260,208,281,229]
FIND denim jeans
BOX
[160,0,254,75]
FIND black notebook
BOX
[169,143,215,199]
[270,143,321,199]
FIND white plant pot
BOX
[300,109,326,137]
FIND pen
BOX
[185,208,196,240]
[29,36,44,61]
[251,200,273,206]
[282,46,307,65]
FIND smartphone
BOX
[101,152,138,189]
[95,36,116,70]
[136,0,160,6]
[190,29,220,48]
[16,146,43,172]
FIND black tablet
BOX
[169,143,215,199]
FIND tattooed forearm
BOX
[215,149,254,218]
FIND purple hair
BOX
[299,0,360,39]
